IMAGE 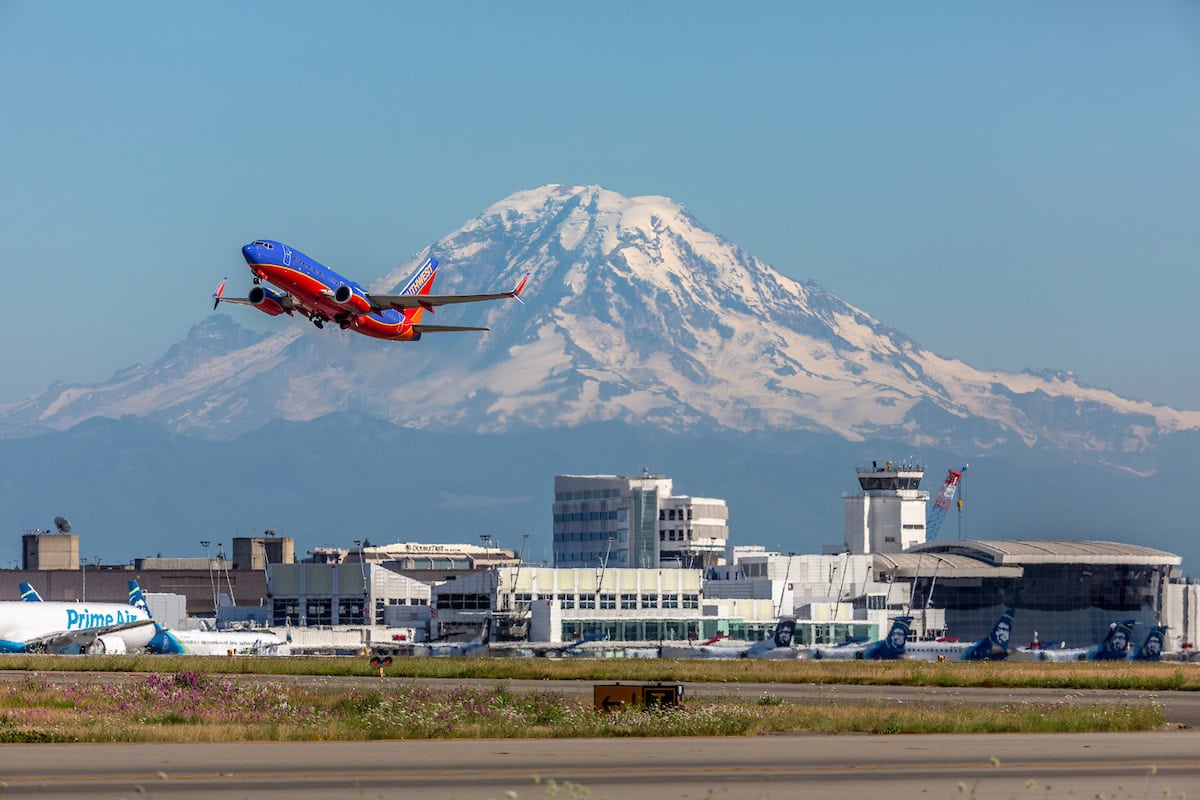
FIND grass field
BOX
[0,670,1167,743]
[1,653,1197,691]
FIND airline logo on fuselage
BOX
[65,608,141,630]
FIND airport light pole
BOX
[353,539,369,624]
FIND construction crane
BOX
[926,464,968,541]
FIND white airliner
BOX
[903,609,1016,662]
[660,619,798,660]
[2,581,156,654]
[146,627,291,656]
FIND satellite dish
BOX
[53,516,72,534]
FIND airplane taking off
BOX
[1,581,155,654]
[904,609,1016,662]
[1011,619,1138,662]
[806,616,913,660]
[213,240,529,340]
[660,619,798,660]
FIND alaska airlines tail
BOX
[1089,620,1136,660]
[1130,624,1167,661]
[398,256,438,326]
[18,583,42,602]
[862,616,912,659]
[962,609,1015,661]
[746,617,798,658]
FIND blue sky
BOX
[2,3,1198,407]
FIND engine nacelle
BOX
[332,284,372,315]
[85,633,128,655]
[249,285,288,316]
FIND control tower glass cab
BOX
[856,460,925,491]
[844,460,930,554]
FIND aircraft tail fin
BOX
[127,580,150,615]
[398,256,438,325]
[19,582,42,602]
[965,608,1015,660]
[1092,619,1136,660]
[1132,624,1167,661]
[772,618,797,649]
[863,615,912,659]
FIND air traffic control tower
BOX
[843,460,929,554]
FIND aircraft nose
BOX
[242,243,258,263]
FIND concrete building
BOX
[553,473,729,569]
[658,495,728,568]
[22,532,79,570]
[430,565,777,644]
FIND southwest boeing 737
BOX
[213,240,528,340]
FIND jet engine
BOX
[85,634,129,655]
[248,285,288,316]
[332,284,372,315]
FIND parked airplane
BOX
[660,619,798,660]
[145,627,291,656]
[413,618,491,657]
[1011,620,1137,662]
[904,609,1016,662]
[806,616,913,660]
[213,241,529,340]
[1,581,156,654]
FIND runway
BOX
[1,732,1197,799]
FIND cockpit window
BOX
[252,241,275,249]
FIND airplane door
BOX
[283,246,292,267]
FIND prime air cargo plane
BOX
[1,582,155,654]
[214,240,529,341]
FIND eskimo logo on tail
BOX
[772,618,796,649]
[989,609,1015,651]
[964,608,1015,661]
[1133,625,1167,661]
[884,616,911,652]
[1095,620,1136,660]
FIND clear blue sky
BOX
[2,2,1197,408]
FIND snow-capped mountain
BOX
[3,184,1197,467]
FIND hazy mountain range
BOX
[3,185,1197,568]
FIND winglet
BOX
[509,272,530,304]
[212,277,227,310]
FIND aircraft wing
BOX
[367,274,530,313]
[24,619,158,654]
